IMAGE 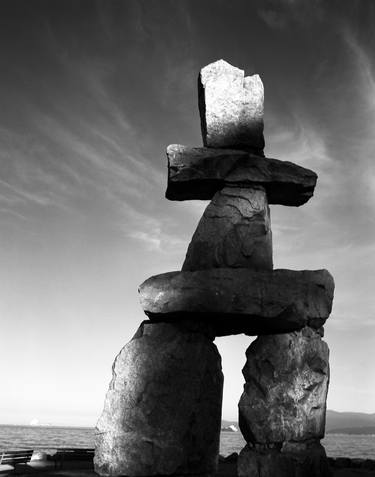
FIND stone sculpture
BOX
[95,59,334,477]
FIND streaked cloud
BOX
[258,0,324,30]
[342,26,375,110]
[1,0,374,424]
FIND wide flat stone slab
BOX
[166,144,317,206]
[199,60,265,154]
[138,268,334,336]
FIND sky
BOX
[0,0,374,426]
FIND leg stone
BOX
[238,441,332,477]
[239,327,329,444]
[238,327,331,477]
[95,321,223,477]
[182,186,272,271]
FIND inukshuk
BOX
[95,60,335,477]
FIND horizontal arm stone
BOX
[166,144,317,206]
[138,268,334,337]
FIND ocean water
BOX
[219,431,375,459]
[0,425,374,459]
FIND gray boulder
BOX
[239,327,330,444]
[95,321,223,477]
[182,186,273,271]
[199,60,265,154]
[238,442,332,477]
[166,144,317,206]
[139,269,334,336]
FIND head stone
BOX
[198,59,265,155]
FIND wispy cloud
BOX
[0,125,82,210]
[0,44,203,259]
[342,26,375,111]
[127,228,187,254]
[335,27,375,204]
[266,88,374,333]
[258,9,287,29]
[257,0,324,30]
[0,178,52,207]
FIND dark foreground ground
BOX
[5,457,375,477]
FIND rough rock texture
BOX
[139,269,335,336]
[166,144,317,206]
[238,442,332,477]
[95,321,223,477]
[199,60,265,154]
[239,327,330,444]
[182,186,272,271]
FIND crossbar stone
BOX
[138,268,334,336]
[166,144,317,206]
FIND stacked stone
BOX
[95,59,334,477]
[140,60,335,477]
[237,329,331,477]
[95,321,223,477]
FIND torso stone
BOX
[182,186,272,271]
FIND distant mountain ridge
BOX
[325,410,375,434]
[328,426,375,435]
[222,410,375,434]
